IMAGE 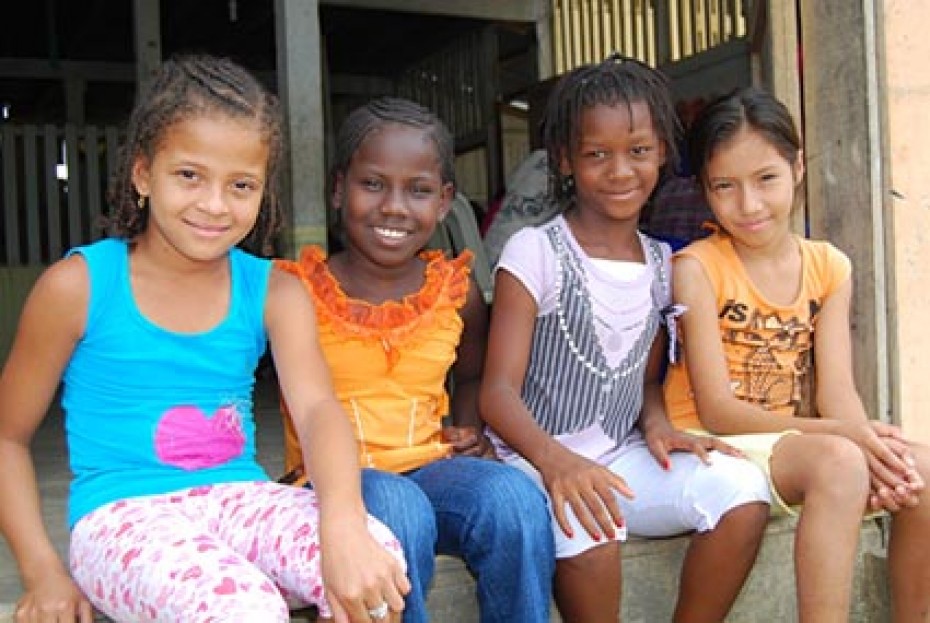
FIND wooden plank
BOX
[610,0,622,55]
[84,126,103,240]
[622,0,632,58]
[105,126,120,193]
[764,0,802,233]
[2,126,20,264]
[552,0,565,74]
[579,0,590,63]
[321,0,537,22]
[645,0,655,63]
[798,1,885,423]
[682,0,700,56]
[43,125,62,261]
[64,124,83,248]
[22,126,40,264]
[569,0,581,67]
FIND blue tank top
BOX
[62,239,270,528]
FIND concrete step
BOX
[423,516,890,623]
[0,518,890,622]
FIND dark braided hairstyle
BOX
[541,53,680,207]
[106,54,284,255]
[331,96,455,202]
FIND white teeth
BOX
[374,227,407,239]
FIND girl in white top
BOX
[479,54,772,623]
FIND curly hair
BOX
[541,53,680,207]
[106,54,284,255]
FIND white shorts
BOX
[505,435,771,558]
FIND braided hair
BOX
[541,53,680,206]
[106,54,284,255]
[332,96,455,199]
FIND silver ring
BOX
[367,601,389,620]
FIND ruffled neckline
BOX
[276,246,472,340]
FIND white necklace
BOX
[551,230,657,383]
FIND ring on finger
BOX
[367,601,389,620]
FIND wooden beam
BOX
[799,1,888,424]
[321,0,537,22]
[275,0,328,255]
[0,59,135,82]
[133,0,162,96]
[763,0,802,234]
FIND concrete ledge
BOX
[1,518,889,622]
[424,516,890,622]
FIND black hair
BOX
[106,54,284,255]
[541,53,680,205]
[331,96,455,201]
[689,86,801,186]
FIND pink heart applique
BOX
[155,405,245,470]
[213,577,238,595]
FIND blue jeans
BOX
[360,457,554,623]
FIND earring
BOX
[137,194,147,210]
[560,175,575,196]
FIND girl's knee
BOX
[807,435,869,486]
[718,500,770,534]
[775,434,869,504]
[480,466,550,530]
[690,453,771,511]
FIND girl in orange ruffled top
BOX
[277,97,554,623]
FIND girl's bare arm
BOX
[675,255,847,436]
[479,270,631,539]
[0,257,93,621]
[265,267,409,619]
[447,275,492,455]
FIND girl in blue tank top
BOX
[0,55,408,623]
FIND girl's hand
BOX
[442,426,497,459]
[836,421,917,511]
[537,447,633,541]
[866,434,923,512]
[15,571,94,623]
[321,518,410,623]
[643,426,744,470]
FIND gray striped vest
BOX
[521,223,669,444]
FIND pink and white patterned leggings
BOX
[69,481,403,622]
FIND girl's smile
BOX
[336,122,452,270]
[703,126,803,251]
[131,113,269,265]
[563,101,665,227]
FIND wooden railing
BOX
[552,0,748,72]
[396,29,489,147]
[0,123,121,266]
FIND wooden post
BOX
[274,0,327,257]
[799,1,888,425]
[762,0,803,234]
[132,0,161,98]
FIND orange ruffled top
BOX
[277,245,473,474]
